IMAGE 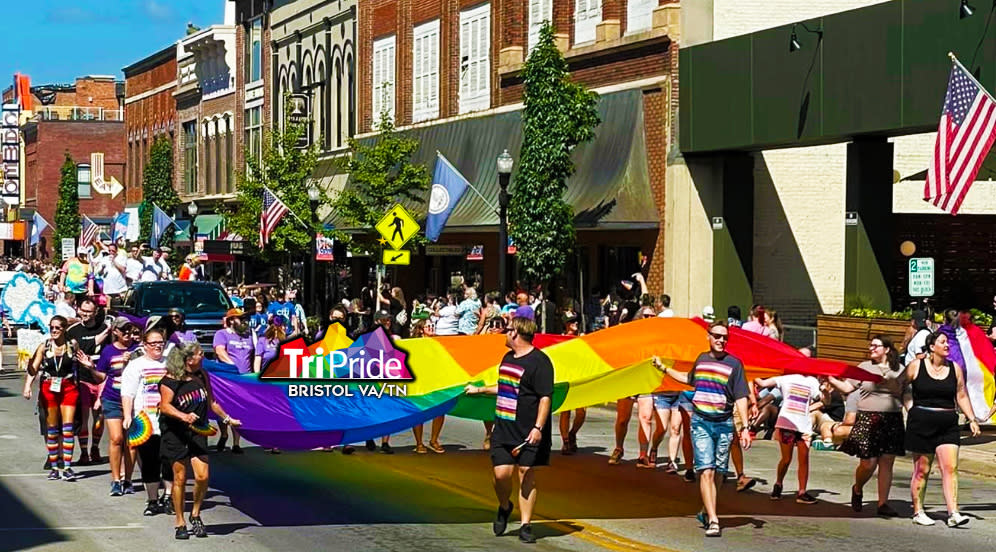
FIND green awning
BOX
[326,89,658,231]
[193,214,225,240]
[174,219,191,242]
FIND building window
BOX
[459,4,490,114]
[528,0,552,52]
[77,164,91,199]
[372,35,396,127]
[412,20,440,123]
[245,106,263,169]
[246,17,263,84]
[626,0,654,34]
[575,0,601,45]
[214,119,222,195]
[225,116,233,193]
[183,121,197,194]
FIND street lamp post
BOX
[188,201,199,278]
[308,184,321,319]
[496,150,513,298]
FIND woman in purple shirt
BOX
[253,322,285,373]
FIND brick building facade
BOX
[235,0,274,177]
[353,0,679,303]
[123,45,178,211]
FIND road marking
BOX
[0,524,144,531]
[380,464,680,552]
[0,435,19,439]
[0,473,45,477]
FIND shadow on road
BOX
[0,478,68,552]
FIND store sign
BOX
[466,245,484,261]
[203,239,246,256]
[908,257,934,297]
[426,244,464,256]
[287,94,311,149]
[0,221,25,240]
[61,238,75,259]
[1,103,20,206]
[316,233,334,261]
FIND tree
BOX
[139,136,179,247]
[53,152,80,264]
[328,111,430,253]
[224,100,321,262]
[509,21,600,287]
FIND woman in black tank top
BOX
[903,331,980,528]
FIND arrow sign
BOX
[108,176,123,199]
[382,249,411,266]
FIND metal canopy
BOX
[680,0,996,153]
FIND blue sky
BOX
[0,0,226,87]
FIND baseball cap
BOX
[375,309,392,320]
[168,307,185,317]
[224,308,245,320]
[702,305,716,322]
[111,317,135,331]
[514,305,535,320]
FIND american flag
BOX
[924,60,996,215]
[80,216,99,249]
[259,187,289,248]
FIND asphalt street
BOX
[3,352,996,552]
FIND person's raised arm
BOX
[652,356,690,385]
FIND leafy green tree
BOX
[53,152,80,263]
[139,136,179,247]
[509,21,600,286]
[224,99,322,261]
[328,111,430,252]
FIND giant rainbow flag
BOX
[937,321,996,421]
[204,318,877,450]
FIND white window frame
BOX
[626,0,654,35]
[372,35,396,127]
[412,20,440,123]
[574,0,601,45]
[459,3,491,115]
[528,0,553,52]
[246,17,263,84]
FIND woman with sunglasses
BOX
[827,335,906,517]
[121,329,173,517]
[160,343,241,539]
[25,315,81,481]
[166,309,198,351]
[76,318,139,496]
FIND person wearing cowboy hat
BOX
[211,309,253,454]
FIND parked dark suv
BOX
[115,281,234,352]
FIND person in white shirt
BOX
[99,242,129,299]
[125,245,144,284]
[434,292,460,336]
[657,294,675,318]
[156,247,173,280]
[55,292,79,323]
[903,311,931,366]
[139,248,164,282]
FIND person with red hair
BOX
[742,305,774,339]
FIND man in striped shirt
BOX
[654,320,752,537]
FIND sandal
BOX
[608,447,624,465]
[561,441,573,456]
[428,441,445,454]
[705,521,721,537]
[636,455,653,469]
[415,444,428,454]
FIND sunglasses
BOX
[145,341,165,347]
[50,325,64,331]
[708,332,729,341]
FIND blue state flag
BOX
[151,204,175,249]
[111,212,130,243]
[426,152,470,242]
[30,212,49,246]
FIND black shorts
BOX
[490,443,551,468]
[160,430,210,464]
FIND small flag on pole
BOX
[924,55,996,215]
[426,152,471,242]
[80,216,99,249]
[151,204,175,249]
[259,187,290,248]
[111,212,130,244]
[30,212,49,247]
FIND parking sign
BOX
[908,257,934,297]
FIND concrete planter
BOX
[816,315,910,364]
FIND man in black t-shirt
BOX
[66,297,110,466]
[465,317,553,544]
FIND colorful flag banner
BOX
[259,187,290,248]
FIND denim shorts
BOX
[102,399,123,420]
[691,415,735,473]
[653,392,681,410]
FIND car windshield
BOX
[138,286,231,315]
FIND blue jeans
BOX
[691,415,734,473]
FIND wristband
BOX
[223,416,231,424]
[533,425,542,431]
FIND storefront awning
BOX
[326,89,658,231]
[174,219,191,242]
[193,214,225,240]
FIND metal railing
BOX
[783,324,817,351]
[33,106,124,122]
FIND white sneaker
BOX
[947,511,969,527]
[912,511,935,526]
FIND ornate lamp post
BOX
[496,150,513,298]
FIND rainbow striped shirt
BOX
[496,363,525,421]
[689,353,748,422]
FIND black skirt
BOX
[840,411,906,459]
[905,407,960,454]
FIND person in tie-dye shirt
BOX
[653,320,751,538]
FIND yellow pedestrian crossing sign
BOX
[383,249,411,265]
[375,204,420,250]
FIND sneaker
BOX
[61,468,77,482]
[518,523,536,543]
[877,504,899,518]
[161,495,175,515]
[365,440,377,451]
[109,481,123,497]
[684,469,696,482]
[175,525,190,540]
[737,476,757,492]
[493,501,513,536]
[122,481,135,495]
[705,521,721,537]
[144,500,161,516]
[851,485,863,512]
[947,511,969,527]
[380,443,394,455]
[664,460,679,474]
[231,445,243,455]
[912,511,935,526]
[635,455,653,469]
[796,492,817,505]
[190,515,208,538]
[608,448,624,465]
[696,510,708,529]
[215,436,227,453]
[770,484,783,500]
[812,439,836,451]
[47,469,60,481]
